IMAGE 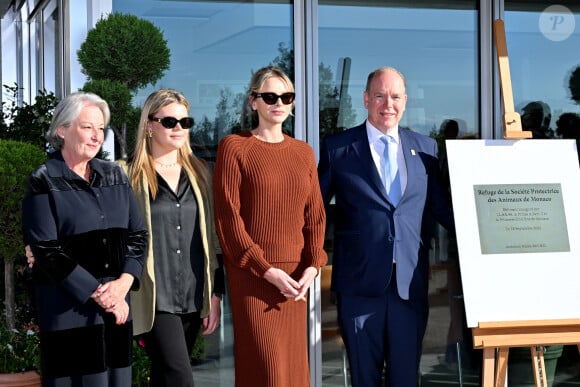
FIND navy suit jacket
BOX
[318,123,454,302]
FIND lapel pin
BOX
[411,149,416,156]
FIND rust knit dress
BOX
[213,130,328,387]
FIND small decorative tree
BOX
[77,12,171,159]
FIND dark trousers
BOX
[337,270,428,387]
[142,311,202,387]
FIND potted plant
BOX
[0,305,41,385]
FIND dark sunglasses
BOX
[252,92,295,105]
[148,115,195,129]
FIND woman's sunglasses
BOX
[148,115,195,129]
[252,92,295,105]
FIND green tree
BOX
[78,13,170,91]
[77,12,170,159]
[318,62,357,137]
[569,66,580,104]
[0,140,46,330]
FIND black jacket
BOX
[22,151,148,379]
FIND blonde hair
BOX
[130,88,210,199]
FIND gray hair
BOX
[47,92,110,150]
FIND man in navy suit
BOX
[318,66,455,387]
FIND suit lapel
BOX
[349,125,394,204]
[350,125,389,200]
[399,129,422,203]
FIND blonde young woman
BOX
[213,66,327,387]
[129,89,223,387]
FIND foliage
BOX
[0,84,52,345]
[0,139,46,264]
[132,338,150,386]
[569,66,580,104]
[0,305,40,373]
[0,139,46,335]
[0,83,51,349]
[191,327,205,362]
[78,13,170,91]
[125,105,142,159]
[0,84,59,150]
[318,61,357,138]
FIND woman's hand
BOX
[202,295,222,335]
[264,267,300,299]
[91,273,134,311]
[108,299,130,325]
[25,245,35,268]
[294,266,319,302]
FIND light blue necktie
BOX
[381,136,401,206]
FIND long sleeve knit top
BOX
[213,130,327,277]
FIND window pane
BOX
[1,8,18,89]
[42,0,58,94]
[505,2,580,142]
[114,0,294,163]
[504,3,580,384]
[318,1,479,384]
[318,1,479,140]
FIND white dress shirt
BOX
[366,121,407,197]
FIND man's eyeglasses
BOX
[252,92,295,105]
[148,116,195,129]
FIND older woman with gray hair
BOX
[22,92,148,386]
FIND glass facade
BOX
[505,1,580,142]
[114,0,296,157]
[318,1,479,139]
[2,0,580,385]
[40,0,59,96]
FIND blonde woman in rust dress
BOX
[213,65,327,387]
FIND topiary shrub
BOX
[77,12,171,160]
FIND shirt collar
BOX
[366,120,399,144]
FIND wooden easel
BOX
[493,19,532,140]
[474,21,580,387]
[473,319,580,387]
